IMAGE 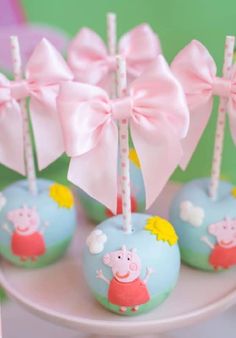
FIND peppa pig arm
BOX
[143,267,154,284]
[40,221,49,234]
[201,236,214,249]
[96,269,110,285]
[2,223,12,235]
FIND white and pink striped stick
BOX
[107,12,117,98]
[10,36,37,195]
[116,56,132,233]
[209,36,235,199]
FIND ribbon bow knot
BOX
[10,80,29,100]
[171,39,236,169]
[0,38,73,174]
[58,56,189,212]
[67,24,162,90]
[212,77,231,97]
[111,97,133,120]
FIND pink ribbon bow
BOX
[67,24,161,88]
[0,38,73,174]
[58,56,189,212]
[171,40,236,169]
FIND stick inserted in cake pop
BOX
[116,55,132,233]
[209,36,235,199]
[10,36,37,195]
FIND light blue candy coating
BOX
[83,213,180,315]
[169,178,236,271]
[0,179,77,269]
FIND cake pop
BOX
[169,37,236,271]
[0,37,77,268]
[58,54,189,315]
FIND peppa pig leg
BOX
[131,305,139,312]
[31,256,38,262]
[119,306,127,313]
[20,256,27,262]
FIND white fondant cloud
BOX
[0,193,6,211]
[180,201,205,227]
[86,229,107,254]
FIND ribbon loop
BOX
[67,24,161,88]
[111,97,133,120]
[212,76,231,97]
[10,80,29,101]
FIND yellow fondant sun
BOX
[129,148,141,168]
[231,187,236,198]
[145,216,178,246]
[49,183,74,209]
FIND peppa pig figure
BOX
[201,218,236,270]
[96,245,153,313]
[2,205,47,262]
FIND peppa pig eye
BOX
[118,255,121,259]
[127,257,130,261]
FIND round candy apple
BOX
[83,213,180,315]
[76,148,145,223]
[0,178,77,268]
[169,178,236,271]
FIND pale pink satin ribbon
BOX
[58,56,189,212]
[67,24,162,89]
[171,40,236,169]
[0,38,73,174]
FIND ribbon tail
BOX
[180,99,213,170]
[0,104,25,174]
[131,124,183,209]
[68,126,118,213]
[30,91,64,170]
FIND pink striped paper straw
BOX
[116,55,132,233]
[107,12,117,98]
[209,36,235,199]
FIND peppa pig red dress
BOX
[108,277,150,307]
[209,244,236,270]
[11,231,46,259]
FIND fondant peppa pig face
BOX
[209,219,236,248]
[7,205,40,236]
[103,246,141,283]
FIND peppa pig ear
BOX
[121,245,127,252]
[103,253,112,267]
